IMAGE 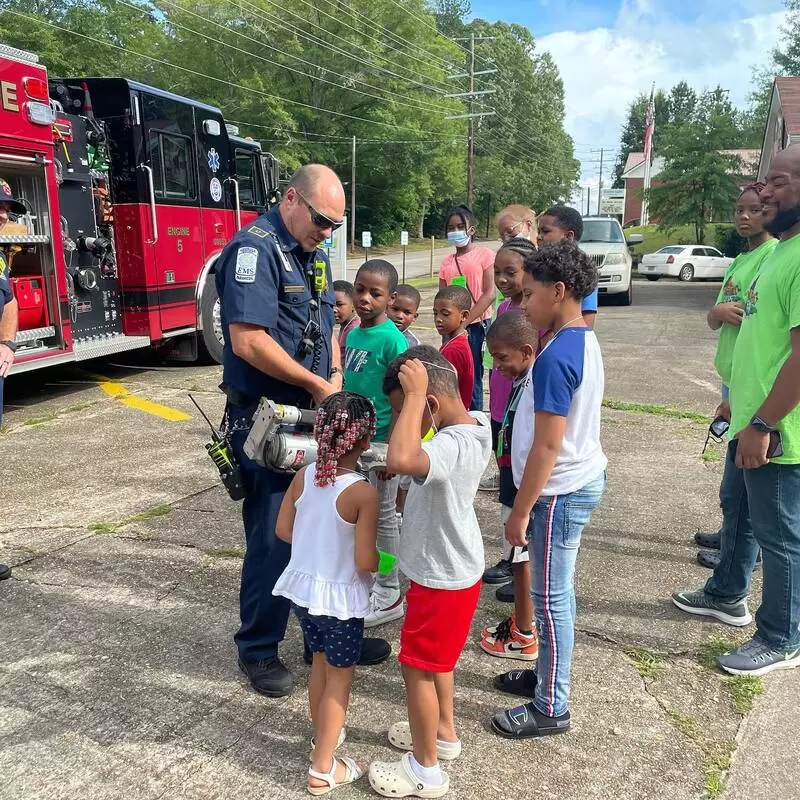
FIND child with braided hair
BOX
[275,392,380,795]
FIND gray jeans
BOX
[369,472,400,602]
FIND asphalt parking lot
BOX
[2,279,797,800]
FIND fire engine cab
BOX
[0,42,278,373]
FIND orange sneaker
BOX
[481,612,516,640]
[480,619,538,661]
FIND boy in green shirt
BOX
[673,149,800,676]
[344,259,408,626]
[693,185,777,569]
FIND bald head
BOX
[770,145,800,177]
[281,163,346,252]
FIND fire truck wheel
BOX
[199,277,224,365]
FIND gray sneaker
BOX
[479,473,500,492]
[671,588,753,627]
[718,637,800,676]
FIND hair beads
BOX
[313,392,376,487]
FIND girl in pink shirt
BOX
[438,205,496,411]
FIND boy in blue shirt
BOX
[490,239,607,739]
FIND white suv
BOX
[579,217,641,306]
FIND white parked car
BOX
[639,245,733,282]
[578,217,641,306]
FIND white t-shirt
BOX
[399,412,492,590]
[512,327,607,496]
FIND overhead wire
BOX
[8,9,458,137]
[121,0,456,115]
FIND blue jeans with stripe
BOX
[529,472,605,717]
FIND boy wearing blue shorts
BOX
[490,239,607,738]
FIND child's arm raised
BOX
[352,483,379,572]
[275,468,305,543]
[387,359,431,478]
[506,411,566,546]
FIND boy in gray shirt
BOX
[368,345,491,798]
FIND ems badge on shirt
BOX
[235,247,258,283]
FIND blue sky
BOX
[468,0,788,186]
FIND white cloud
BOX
[539,7,787,184]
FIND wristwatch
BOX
[0,339,17,353]
[750,415,776,433]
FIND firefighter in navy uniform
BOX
[216,164,390,697]
[0,178,24,582]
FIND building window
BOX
[147,130,196,201]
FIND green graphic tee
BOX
[730,234,800,464]
[344,319,408,441]
[714,238,778,386]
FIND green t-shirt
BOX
[730,235,800,464]
[343,318,408,441]
[714,238,778,386]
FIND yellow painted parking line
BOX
[84,372,191,422]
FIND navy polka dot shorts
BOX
[293,605,364,668]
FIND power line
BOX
[230,0,453,96]
[127,0,455,115]
[8,10,455,137]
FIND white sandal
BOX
[368,752,450,798]
[388,721,462,761]
[307,756,364,796]
[310,727,346,758]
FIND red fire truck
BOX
[0,42,278,373]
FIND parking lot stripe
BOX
[85,373,191,421]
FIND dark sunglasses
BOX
[296,191,343,231]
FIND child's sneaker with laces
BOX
[480,617,538,661]
[481,612,516,640]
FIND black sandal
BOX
[493,669,538,698]
[694,531,721,549]
[490,702,571,739]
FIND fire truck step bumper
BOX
[16,326,56,345]
[73,335,152,361]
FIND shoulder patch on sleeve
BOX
[235,247,259,283]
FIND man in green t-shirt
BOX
[692,186,777,570]
[673,147,800,677]
[344,259,408,627]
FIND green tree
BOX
[646,92,744,244]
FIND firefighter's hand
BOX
[0,342,14,377]
[310,377,336,406]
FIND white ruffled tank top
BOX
[273,465,372,620]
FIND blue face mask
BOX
[447,230,470,248]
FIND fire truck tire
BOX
[199,277,224,365]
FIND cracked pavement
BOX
[2,281,799,799]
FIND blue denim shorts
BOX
[293,605,364,668]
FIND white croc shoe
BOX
[369,752,449,798]
[388,721,461,761]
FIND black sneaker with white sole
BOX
[671,588,752,627]
[483,559,513,585]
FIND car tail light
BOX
[23,77,49,102]
[666,255,674,264]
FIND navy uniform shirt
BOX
[216,206,334,407]
[0,252,12,321]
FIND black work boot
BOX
[238,655,292,697]
[496,579,515,603]
[0,564,11,581]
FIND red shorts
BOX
[399,579,482,673]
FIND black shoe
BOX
[496,579,515,603]
[493,668,538,699]
[694,530,721,549]
[697,549,763,570]
[0,564,10,581]
[302,637,392,666]
[491,702,571,739]
[238,655,292,697]
[483,559,513,585]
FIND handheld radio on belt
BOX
[189,394,245,501]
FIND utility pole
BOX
[597,147,604,215]
[447,37,496,209]
[350,135,356,254]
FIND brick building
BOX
[758,77,800,179]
